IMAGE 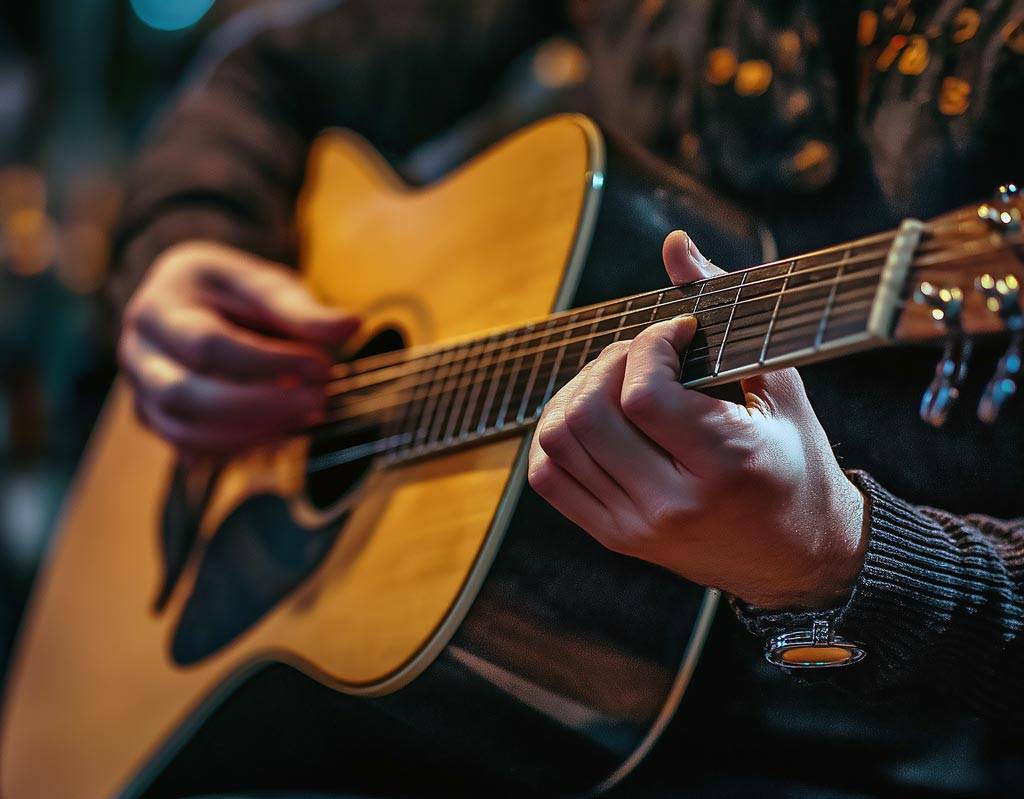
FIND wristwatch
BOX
[764,616,865,668]
[730,600,866,669]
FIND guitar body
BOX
[0,116,769,798]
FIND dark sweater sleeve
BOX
[734,469,1024,719]
[109,0,562,309]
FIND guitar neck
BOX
[317,221,925,471]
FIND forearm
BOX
[735,470,1024,718]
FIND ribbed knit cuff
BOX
[732,470,971,685]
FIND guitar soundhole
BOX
[304,327,407,510]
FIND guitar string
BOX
[310,304,877,452]
[302,288,879,453]
[320,225,966,391]
[325,229,902,380]
[197,229,1007,476]
[304,302,880,474]
[300,229,1013,469]
[321,228,996,399]
[317,283,881,426]
[323,221,975,383]
[324,253,890,400]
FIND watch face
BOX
[765,632,866,669]
[779,645,858,667]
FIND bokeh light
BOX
[129,0,216,32]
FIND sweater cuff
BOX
[733,470,965,685]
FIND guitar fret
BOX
[759,259,796,363]
[397,350,444,456]
[576,307,606,369]
[611,299,635,343]
[678,279,710,377]
[516,319,556,423]
[423,344,469,448]
[713,272,749,376]
[459,332,502,439]
[478,330,517,433]
[815,247,851,348]
[650,292,665,322]
[495,325,532,427]
[538,312,578,415]
[443,337,486,442]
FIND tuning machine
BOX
[977,184,1021,234]
[915,282,973,427]
[975,273,1024,423]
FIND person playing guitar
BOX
[58,0,1024,796]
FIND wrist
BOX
[744,473,868,611]
[808,473,868,607]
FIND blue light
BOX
[130,0,216,31]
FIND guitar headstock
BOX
[891,184,1024,426]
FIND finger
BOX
[621,316,756,479]
[123,332,324,429]
[134,305,333,383]
[135,398,293,454]
[201,255,360,345]
[662,230,726,285]
[527,448,619,539]
[533,368,633,508]
[560,342,689,504]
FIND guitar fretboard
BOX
[310,229,904,473]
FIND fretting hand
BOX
[119,241,360,454]
[528,231,866,610]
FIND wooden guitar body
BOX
[0,115,769,798]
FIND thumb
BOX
[662,230,726,285]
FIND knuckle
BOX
[536,419,574,458]
[527,458,558,496]
[645,498,689,532]
[620,381,664,424]
[718,436,777,488]
[564,394,606,439]
[601,341,630,360]
[154,377,195,417]
[191,328,223,373]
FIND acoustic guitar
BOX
[2,115,1022,799]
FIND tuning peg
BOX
[915,282,972,426]
[978,331,1023,424]
[920,335,973,427]
[976,273,1022,322]
[979,184,1022,232]
[975,273,1024,423]
[996,183,1019,203]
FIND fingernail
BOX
[684,232,702,266]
